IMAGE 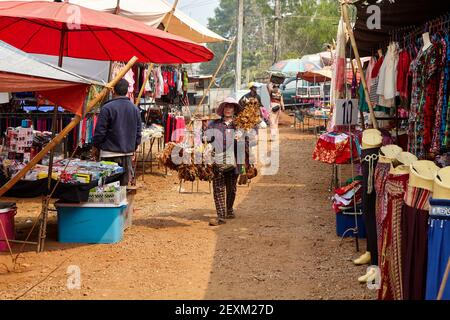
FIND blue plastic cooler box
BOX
[336,211,366,238]
[55,201,127,244]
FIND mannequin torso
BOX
[422,32,432,52]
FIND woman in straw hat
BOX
[205,97,242,226]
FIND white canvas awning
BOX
[0,40,95,89]
[65,0,227,43]
[0,40,100,114]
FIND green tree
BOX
[200,0,340,88]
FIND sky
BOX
[167,0,220,27]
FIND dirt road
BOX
[0,116,376,300]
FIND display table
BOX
[137,129,164,179]
[0,171,123,203]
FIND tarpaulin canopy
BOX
[353,0,450,56]
[270,57,322,77]
[298,67,332,83]
[0,1,214,63]
[66,0,227,44]
[0,40,97,114]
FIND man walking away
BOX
[92,79,142,186]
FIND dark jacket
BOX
[93,97,142,153]
[239,92,262,108]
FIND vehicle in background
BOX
[280,77,331,108]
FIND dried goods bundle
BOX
[159,142,183,171]
[178,164,198,182]
[235,98,261,131]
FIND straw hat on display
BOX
[396,152,418,166]
[409,160,439,191]
[389,164,410,175]
[362,129,382,149]
[433,167,450,200]
[379,145,402,163]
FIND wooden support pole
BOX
[349,58,366,130]
[341,2,378,130]
[437,258,450,300]
[192,37,236,116]
[0,56,139,198]
[135,0,179,106]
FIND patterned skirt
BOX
[375,162,392,263]
[378,172,409,300]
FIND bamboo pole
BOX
[192,36,236,116]
[0,56,138,198]
[134,0,179,106]
[437,258,450,300]
[349,58,365,130]
[341,1,378,130]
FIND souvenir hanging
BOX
[235,98,261,131]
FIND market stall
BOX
[0,0,214,253]
[315,0,450,300]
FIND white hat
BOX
[362,129,382,149]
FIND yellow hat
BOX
[396,152,418,166]
[389,164,410,175]
[362,129,382,149]
[379,145,402,162]
[248,82,261,89]
[434,167,450,199]
[409,160,439,191]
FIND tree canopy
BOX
[200,0,340,88]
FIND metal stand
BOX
[339,210,361,252]
[179,179,212,194]
[329,164,339,192]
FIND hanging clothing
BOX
[177,70,183,95]
[365,57,377,96]
[426,199,450,300]
[431,39,448,154]
[408,44,439,159]
[397,50,411,99]
[359,81,369,113]
[369,56,384,105]
[378,172,409,300]
[312,132,359,165]
[441,37,450,148]
[377,43,399,108]
[375,162,391,260]
[401,185,431,300]
[158,67,164,97]
[182,71,189,92]
[172,116,186,143]
[361,147,380,266]
[441,35,450,148]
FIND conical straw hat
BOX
[433,166,450,199]
[380,145,402,159]
[389,164,410,175]
[362,129,382,149]
[396,152,418,166]
[409,160,439,191]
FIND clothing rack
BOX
[385,12,450,52]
